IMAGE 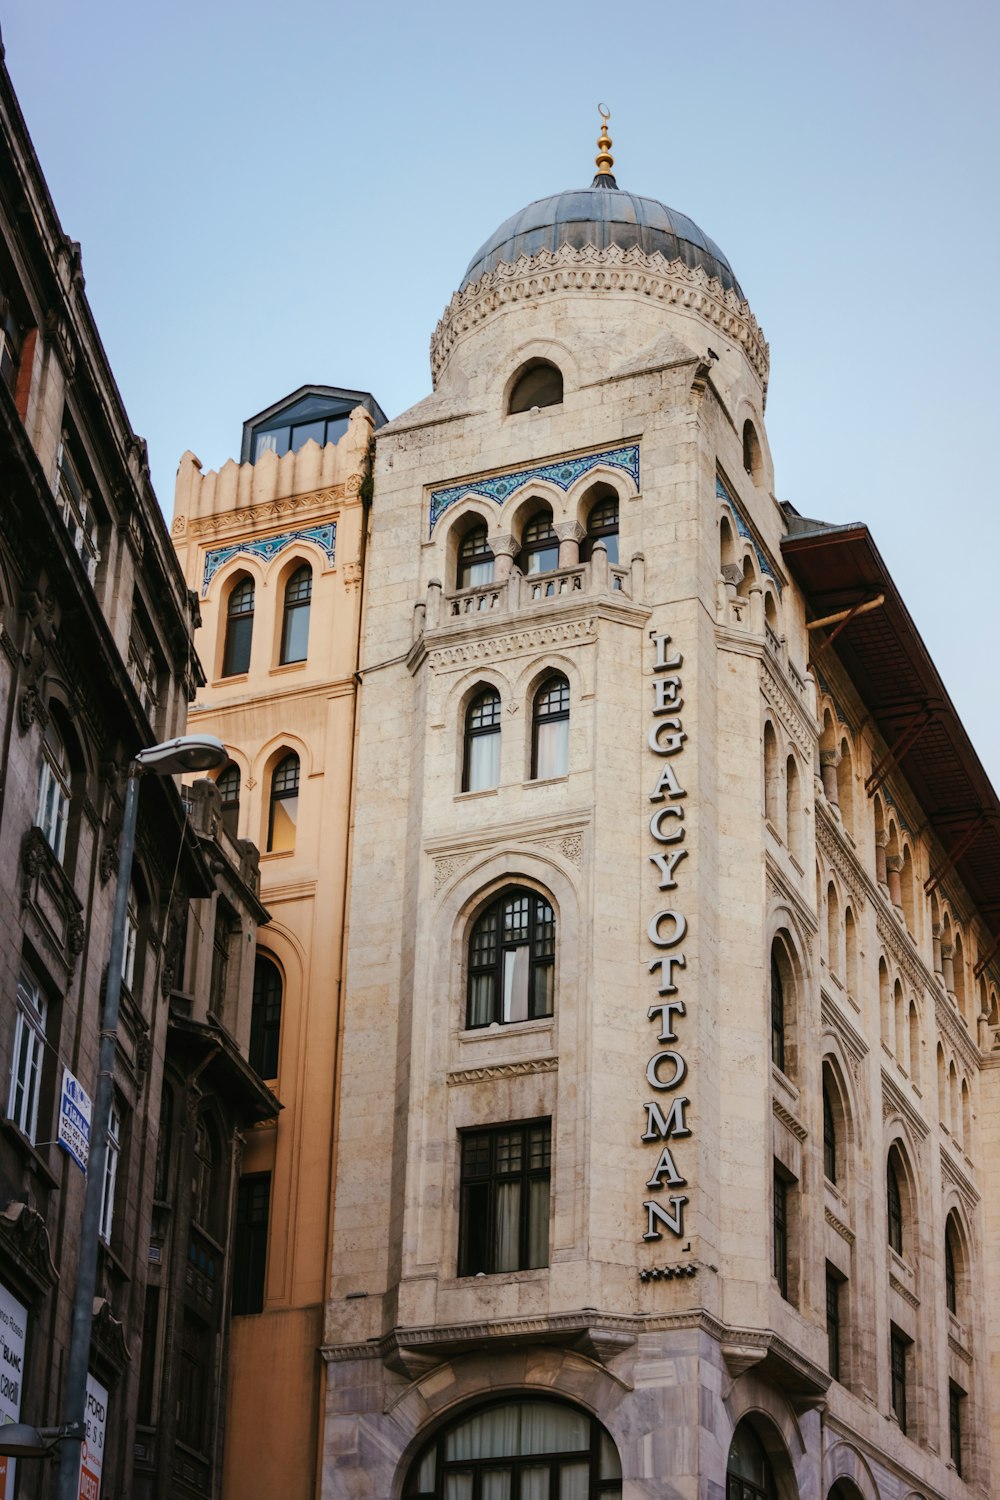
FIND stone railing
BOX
[425,552,644,634]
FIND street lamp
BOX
[49,734,227,1500]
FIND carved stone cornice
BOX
[429,812,590,895]
[824,1206,856,1245]
[939,1144,979,1213]
[815,806,867,910]
[761,657,816,761]
[772,1098,807,1142]
[447,1058,558,1087]
[431,242,769,390]
[181,483,347,541]
[819,992,869,1090]
[889,1273,919,1310]
[0,1200,59,1292]
[881,1069,930,1144]
[934,991,980,1072]
[765,859,818,937]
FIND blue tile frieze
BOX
[201,523,337,595]
[715,474,780,590]
[429,444,640,535]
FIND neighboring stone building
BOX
[170,383,386,1500]
[320,120,1000,1500]
[0,53,276,1500]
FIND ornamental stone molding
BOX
[889,1274,919,1311]
[717,475,782,590]
[820,993,869,1083]
[772,1098,807,1142]
[761,664,817,762]
[184,484,347,540]
[933,991,980,1072]
[447,1058,558,1087]
[430,242,770,390]
[428,616,598,672]
[881,1070,930,1143]
[824,1206,856,1246]
[939,1145,980,1213]
[428,443,640,533]
[201,522,337,594]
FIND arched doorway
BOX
[727,1418,781,1500]
[404,1396,622,1498]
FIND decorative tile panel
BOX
[429,445,640,535]
[201,523,336,594]
[716,474,780,590]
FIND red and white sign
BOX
[78,1372,109,1500]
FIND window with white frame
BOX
[121,884,139,992]
[35,717,71,860]
[56,438,100,582]
[8,965,47,1143]
[99,1104,122,1244]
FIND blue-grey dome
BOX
[461,185,743,299]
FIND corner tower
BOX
[323,114,800,1495]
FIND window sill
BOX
[212,672,249,688]
[459,1017,554,1041]
[0,1119,60,1189]
[260,848,295,861]
[98,1237,131,1284]
[449,1265,550,1286]
[523,774,568,790]
[455,786,499,802]
[270,659,307,676]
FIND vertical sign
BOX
[0,1283,28,1500]
[78,1373,108,1500]
[59,1067,93,1172]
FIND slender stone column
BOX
[820,749,841,808]
[556,520,585,569]
[941,944,955,995]
[490,533,517,582]
[875,830,888,888]
[886,854,903,911]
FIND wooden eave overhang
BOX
[782,520,1000,939]
[167,1013,281,1124]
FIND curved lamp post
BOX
[32,734,227,1496]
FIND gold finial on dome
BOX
[595,104,614,176]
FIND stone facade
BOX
[319,166,998,1500]
[170,388,383,1500]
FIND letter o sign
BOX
[647,910,688,947]
[645,1050,688,1090]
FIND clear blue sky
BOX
[4,0,999,781]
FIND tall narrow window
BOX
[773,1166,788,1298]
[99,1104,122,1243]
[518,510,559,575]
[584,496,619,564]
[9,965,47,1143]
[467,888,555,1027]
[887,1153,904,1255]
[949,1382,965,1476]
[823,1079,837,1183]
[56,440,100,581]
[121,883,139,992]
[770,956,785,1072]
[36,717,71,861]
[890,1326,909,1432]
[0,289,24,397]
[250,955,282,1080]
[462,688,501,792]
[531,674,570,780]
[222,576,254,676]
[177,1312,211,1449]
[826,1267,842,1380]
[945,1218,958,1314]
[458,1120,551,1275]
[210,906,231,1016]
[232,1173,271,1314]
[457,526,494,588]
[280,564,312,664]
[267,753,300,852]
[216,762,240,839]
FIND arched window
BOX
[531,674,570,779]
[583,494,619,564]
[518,510,559,576]
[36,716,72,860]
[770,954,785,1072]
[457,525,494,589]
[267,753,300,852]
[823,1077,837,1183]
[463,688,501,792]
[223,576,254,676]
[216,762,240,839]
[763,722,780,829]
[887,1150,904,1255]
[742,420,763,484]
[280,564,312,664]
[250,954,282,1080]
[726,1420,777,1500]
[467,888,555,1027]
[508,360,563,413]
[945,1215,958,1315]
[785,755,802,862]
[404,1398,621,1499]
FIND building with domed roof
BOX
[316,114,1000,1500]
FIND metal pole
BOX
[56,763,142,1500]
